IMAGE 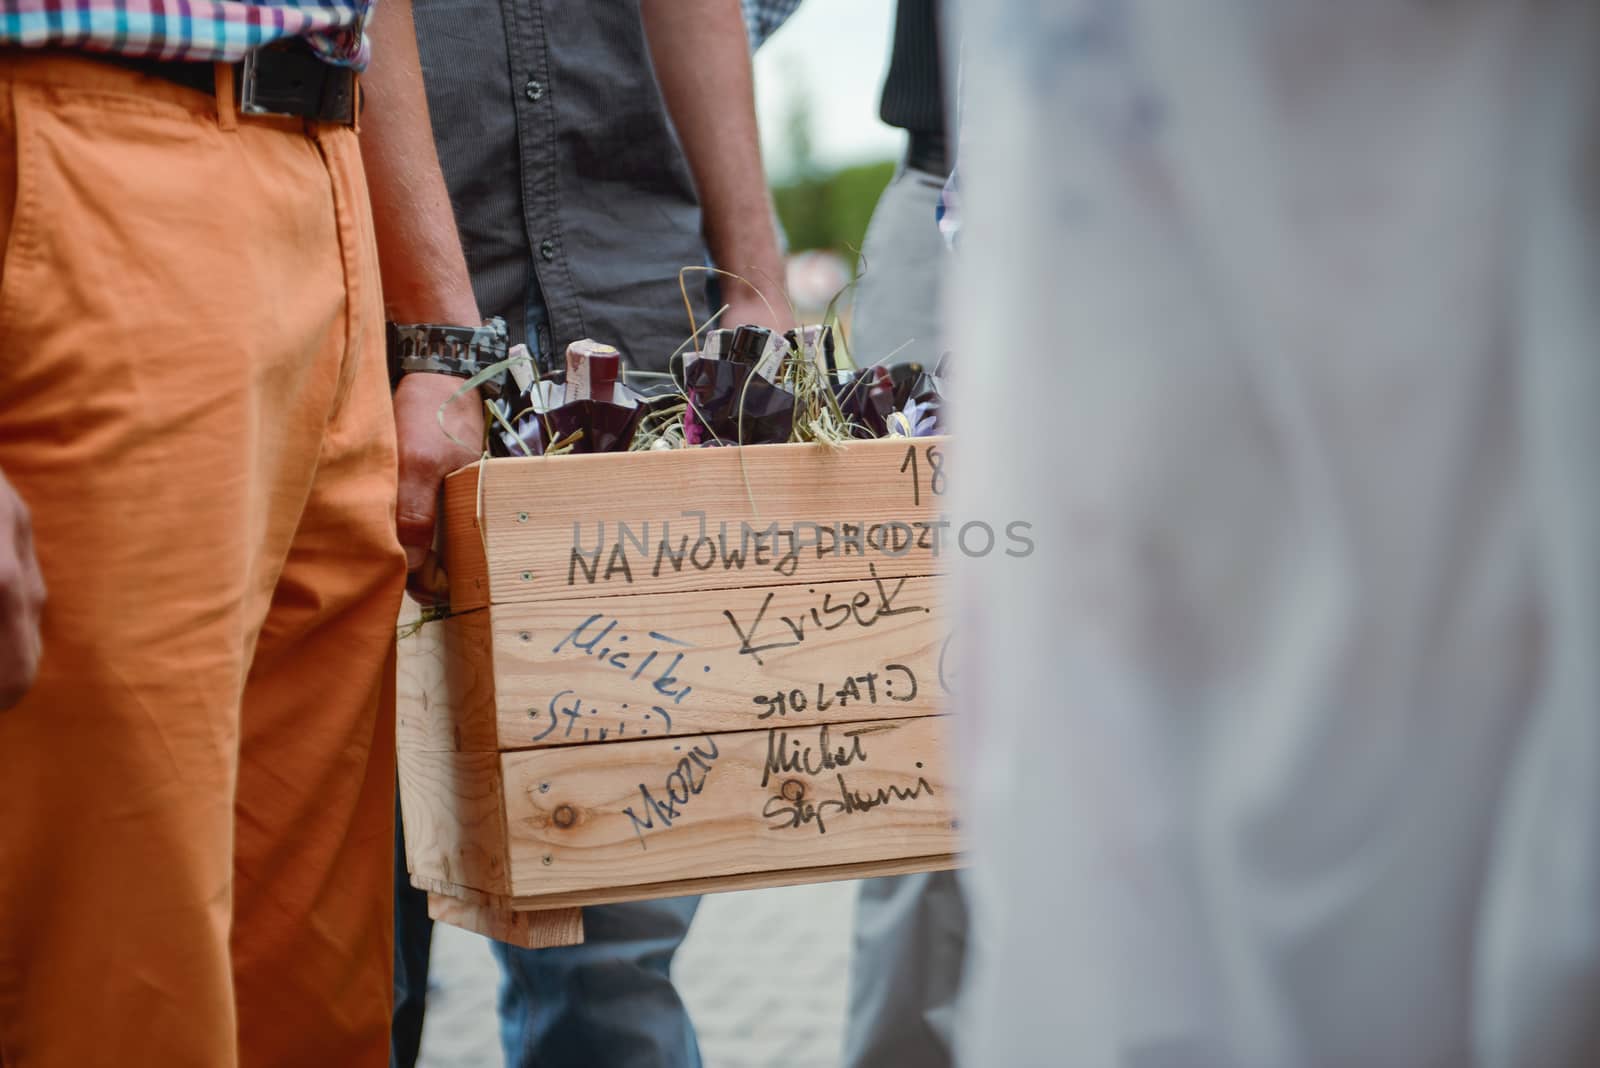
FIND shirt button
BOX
[525,79,544,102]
[539,239,557,261]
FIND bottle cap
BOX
[729,325,773,366]
[817,325,836,369]
[565,339,621,401]
[868,364,897,419]
[589,351,619,401]
[702,329,735,361]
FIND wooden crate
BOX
[398,437,958,947]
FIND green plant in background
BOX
[770,87,895,268]
[772,161,895,264]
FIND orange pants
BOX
[0,54,404,1067]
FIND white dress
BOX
[949,1,1600,1064]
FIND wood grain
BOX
[396,610,499,753]
[396,749,512,894]
[427,893,584,949]
[411,852,962,912]
[487,575,948,749]
[444,437,950,612]
[499,715,957,897]
[442,465,490,611]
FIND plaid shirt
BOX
[0,0,371,69]
[741,0,799,52]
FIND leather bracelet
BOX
[387,317,509,399]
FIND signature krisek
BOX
[721,565,929,666]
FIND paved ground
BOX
[418,880,856,1068]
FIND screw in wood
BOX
[521,570,534,581]
[517,511,529,522]
[538,782,550,793]
[519,631,531,642]
[542,854,553,866]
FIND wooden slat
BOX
[413,852,961,912]
[397,749,512,894]
[442,465,490,610]
[427,894,584,949]
[445,437,951,611]
[396,608,498,753]
[487,575,948,749]
[409,873,500,899]
[499,716,956,897]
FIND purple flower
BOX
[900,397,940,437]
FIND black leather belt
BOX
[97,39,358,126]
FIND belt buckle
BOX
[237,49,290,120]
[237,45,358,126]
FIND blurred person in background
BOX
[391,3,794,1066]
[951,1,1599,1065]
[744,0,804,52]
[842,3,967,1068]
[847,0,952,371]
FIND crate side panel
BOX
[473,437,950,606]
[500,716,956,897]
[396,609,500,753]
[490,575,949,748]
[397,749,512,894]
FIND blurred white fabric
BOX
[949,1,1599,1066]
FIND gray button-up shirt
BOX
[415,0,711,374]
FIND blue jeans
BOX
[491,897,703,1068]
[391,815,702,1068]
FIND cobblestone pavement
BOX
[418,880,856,1068]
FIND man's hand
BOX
[358,0,486,600]
[0,469,45,709]
[721,280,795,337]
[394,372,485,603]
